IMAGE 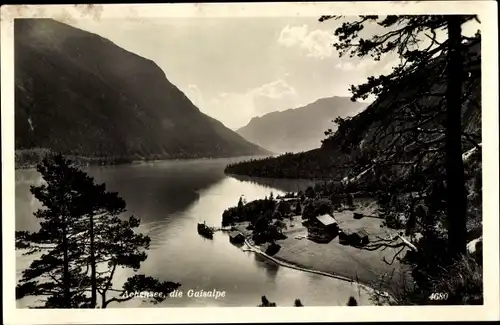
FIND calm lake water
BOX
[15,158,371,308]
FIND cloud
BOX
[186,84,204,107]
[189,78,299,129]
[250,79,297,99]
[278,25,308,47]
[334,52,399,79]
[334,59,379,72]
[278,25,336,59]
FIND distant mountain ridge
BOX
[236,97,368,153]
[14,18,269,167]
[226,38,481,181]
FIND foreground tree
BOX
[319,14,480,259]
[16,154,180,308]
[294,298,304,307]
[347,296,358,306]
[16,155,95,307]
[75,175,180,308]
[258,295,277,307]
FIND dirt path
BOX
[234,198,409,296]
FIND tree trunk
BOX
[62,225,71,308]
[90,214,97,308]
[101,292,107,308]
[445,16,467,258]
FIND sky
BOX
[68,17,480,130]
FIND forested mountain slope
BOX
[236,97,367,153]
[15,19,269,167]
[226,39,481,183]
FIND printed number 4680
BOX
[429,292,449,300]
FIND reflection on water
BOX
[254,254,280,281]
[229,173,316,193]
[15,158,371,307]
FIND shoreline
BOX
[242,237,380,290]
[231,202,409,299]
[14,153,271,171]
[226,171,341,182]
[241,236,393,304]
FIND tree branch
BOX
[102,294,134,307]
[461,132,481,150]
[383,246,406,265]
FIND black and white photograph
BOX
[1,2,499,323]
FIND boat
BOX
[197,221,214,239]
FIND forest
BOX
[228,15,483,305]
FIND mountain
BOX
[236,97,368,153]
[226,38,481,182]
[14,19,269,167]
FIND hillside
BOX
[236,97,368,153]
[226,38,481,183]
[14,19,269,167]
[225,36,483,303]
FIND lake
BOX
[15,158,372,308]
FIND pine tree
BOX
[294,298,304,306]
[16,154,96,307]
[346,193,355,210]
[347,296,358,306]
[319,14,480,258]
[305,186,316,199]
[295,201,302,214]
[16,154,180,308]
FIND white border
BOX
[2,2,499,324]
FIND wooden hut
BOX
[316,214,339,231]
[229,231,245,244]
[339,228,369,246]
[339,229,354,244]
[351,228,370,246]
[306,214,339,243]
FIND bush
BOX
[431,255,483,305]
[258,295,277,307]
[347,296,358,306]
[294,299,304,307]
[221,198,276,226]
[302,198,333,220]
[305,186,316,199]
[375,228,483,306]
